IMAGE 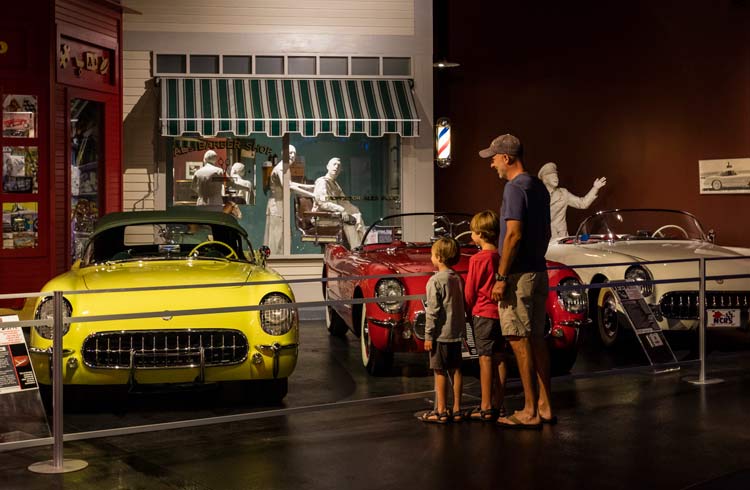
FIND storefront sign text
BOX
[173,139,274,157]
[59,44,110,76]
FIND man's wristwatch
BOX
[494,273,508,283]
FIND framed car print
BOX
[699,158,750,194]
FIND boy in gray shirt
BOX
[419,237,466,424]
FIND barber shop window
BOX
[287,134,401,254]
[166,134,401,257]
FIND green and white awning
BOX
[160,78,420,138]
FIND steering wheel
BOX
[454,230,473,243]
[651,224,689,239]
[189,240,238,259]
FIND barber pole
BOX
[435,118,451,168]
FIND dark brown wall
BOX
[435,0,750,245]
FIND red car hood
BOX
[364,248,474,275]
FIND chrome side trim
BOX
[558,319,593,327]
[28,347,75,356]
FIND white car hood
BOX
[548,240,746,265]
[547,240,750,287]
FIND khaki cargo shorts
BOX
[498,271,548,338]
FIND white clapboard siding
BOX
[123,51,151,119]
[124,225,158,245]
[123,169,156,212]
[123,50,158,212]
[268,259,325,304]
[123,0,414,36]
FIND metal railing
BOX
[0,254,748,471]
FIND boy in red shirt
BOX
[464,210,507,421]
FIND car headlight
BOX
[625,265,653,297]
[33,297,72,339]
[557,277,588,314]
[375,279,405,314]
[260,293,298,336]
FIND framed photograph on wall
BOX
[185,161,202,179]
[699,158,750,194]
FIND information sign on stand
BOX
[612,286,680,372]
[0,316,51,443]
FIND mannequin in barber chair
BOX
[313,157,365,248]
[226,162,253,204]
[538,162,606,239]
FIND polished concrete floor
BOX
[1,321,750,490]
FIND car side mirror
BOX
[707,229,716,243]
[71,259,81,270]
[255,245,271,266]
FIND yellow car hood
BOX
[79,260,254,290]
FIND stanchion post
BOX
[28,291,88,474]
[686,257,723,386]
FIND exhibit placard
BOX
[0,316,50,443]
[612,286,679,370]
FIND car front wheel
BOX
[360,308,393,376]
[711,179,722,190]
[597,288,620,347]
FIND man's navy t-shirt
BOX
[498,172,551,274]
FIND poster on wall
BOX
[699,158,750,194]
[2,202,38,249]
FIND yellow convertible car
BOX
[29,209,298,400]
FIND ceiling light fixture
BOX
[433,59,460,69]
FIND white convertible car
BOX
[546,209,750,346]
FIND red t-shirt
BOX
[464,249,500,319]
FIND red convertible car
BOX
[322,213,589,375]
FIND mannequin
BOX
[264,145,309,254]
[192,150,225,206]
[313,157,365,247]
[538,162,606,239]
[227,162,253,204]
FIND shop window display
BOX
[1,95,40,252]
[2,202,38,249]
[167,133,400,256]
[70,98,103,262]
[2,95,37,138]
[2,146,38,194]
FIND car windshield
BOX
[81,222,254,265]
[575,210,706,243]
[361,213,474,248]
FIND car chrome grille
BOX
[81,329,249,369]
[659,291,750,319]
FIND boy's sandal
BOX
[466,407,499,422]
[450,409,464,423]
[418,410,450,424]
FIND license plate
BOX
[707,309,741,328]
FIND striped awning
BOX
[160,78,420,138]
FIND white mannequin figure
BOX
[192,150,225,206]
[313,157,365,248]
[264,145,311,254]
[538,162,607,239]
[227,162,253,204]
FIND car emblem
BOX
[162,315,173,321]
